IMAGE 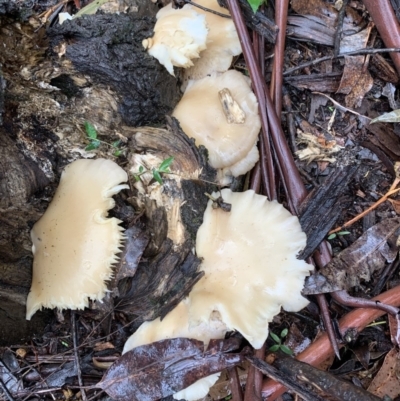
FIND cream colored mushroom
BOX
[189,189,311,349]
[172,70,261,175]
[26,158,128,320]
[217,144,259,186]
[123,299,227,401]
[142,4,208,75]
[181,0,242,84]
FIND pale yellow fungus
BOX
[182,0,242,84]
[26,158,128,320]
[190,189,311,349]
[123,189,310,399]
[142,4,208,75]
[172,70,261,172]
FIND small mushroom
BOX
[181,0,242,84]
[123,300,227,401]
[26,158,128,320]
[172,70,261,179]
[189,189,311,349]
[142,4,208,75]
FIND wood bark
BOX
[0,4,208,345]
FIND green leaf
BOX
[84,121,97,139]
[269,344,280,352]
[152,169,163,185]
[247,0,263,13]
[158,156,174,172]
[270,332,281,344]
[327,233,337,240]
[85,139,101,151]
[338,231,351,236]
[133,175,140,182]
[280,328,288,338]
[280,345,293,355]
[139,166,144,173]
[73,0,110,18]
[112,140,121,148]
[113,150,122,157]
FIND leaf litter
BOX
[98,337,248,401]
[4,0,400,400]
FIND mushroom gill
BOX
[26,158,128,320]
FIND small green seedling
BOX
[84,121,124,157]
[247,0,264,13]
[133,156,174,185]
[269,328,293,355]
[327,231,351,240]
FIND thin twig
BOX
[333,0,349,57]
[270,0,289,117]
[316,293,341,359]
[228,367,243,401]
[244,344,265,401]
[71,312,87,401]
[329,179,400,234]
[283,47,400,76]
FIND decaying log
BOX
[299,162,358,259]
[48,13,180,127]
[0,5,212,345]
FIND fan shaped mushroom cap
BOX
[172,70,261,169]
[26,158,128,320]
[189,189,310,349]
[143,4,208,75]
[182,0,242,83]
[217,143,259,185]
[123,300,227,401]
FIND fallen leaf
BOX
[388,198,400,215]
[367,123,400,160]
[98,337,246,401]
[303,217,400,294]
[368,348,400,398]
[370,109,400,124]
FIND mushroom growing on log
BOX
[0,6,190,344]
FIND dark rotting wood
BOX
[48,13,181,127]
[299,164,358,260]
[273,353,383,401]
[247,356,326,401]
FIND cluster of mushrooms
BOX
[27,1,312,400]
[145,0,261,185]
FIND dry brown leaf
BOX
[303,217,400,294]
[388,198,400,215]
[98,337,246,401]
[368,348,400,398]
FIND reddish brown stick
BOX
[270,0,289,118]
[362,0,400,76]
[244,344,266,401]
[262,284,400,399]
[228,367,244,401]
